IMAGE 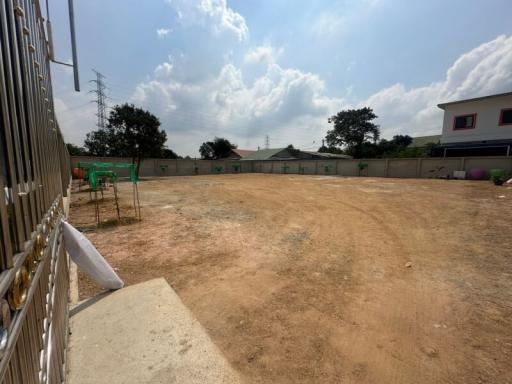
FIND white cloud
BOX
[244,46,284,66]
[166,0,248,42]
[311,12,346,38]
[54,94,97,146]
[156,28,171,38]
[310,0,382,38]
[53,0,512,157]
[131,33,512,155]
[363,35,512,138]
[154,57,174,78]
[131,47,345,154]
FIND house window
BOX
[453,114,476,130]
[499,109,512,126]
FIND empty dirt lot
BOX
[70,174,512,383]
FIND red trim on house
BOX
[499,108,512,126]
[453,113,477,130]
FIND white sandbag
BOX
[506,178,512,184]
[62,220,124,290]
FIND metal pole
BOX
[135,183,141,220]
[113,182,120,221]
[68,0,80,91]
[132,183,137,218]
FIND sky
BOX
[50,0,512,157]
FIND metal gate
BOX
[0,0,71,382]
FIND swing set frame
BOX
[76,162,141,224]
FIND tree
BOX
[345,142,381,158]
[377,135,411,157]
[84,104,167,175]
[318,145,344,154]
[66,143,88,156]
[84,129,112,156]
[325,107,380,158]
[199,137,236,159]
[159,148,180,159]
[390,135,413,147]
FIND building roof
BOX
[241,148,286,160]
[409,135,441,147]
[231,149,255,158]
[437,91,512,110]
[301,151,352,159]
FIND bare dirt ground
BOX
[69,174,512,384]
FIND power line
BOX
[80,81,328,148]
[89,69,108,129]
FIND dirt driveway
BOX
[70,174,512,384]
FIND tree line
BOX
[319,107,435,158]
[196,108,434,160]
[68,103,434,175]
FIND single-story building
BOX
[434,92,512,157]
[223,148,255,159]
[241,148,352,161]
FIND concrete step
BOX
[67,278,242,384]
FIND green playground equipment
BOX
[282,164,290,174]
[76,161,141,224]
[88,169,118,190]
[77,161,138,186]
[232,163,241,173]
[323,164,333,173]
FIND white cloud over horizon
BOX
[156,28,171,38]
[166,0,248,42]
[366,34,512,137]
[244,46,281,66]
[54,0,512,157]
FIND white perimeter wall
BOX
[71,156,512,179]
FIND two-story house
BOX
[435,92,512,157]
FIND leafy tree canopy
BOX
[199,137,236,159]
[326,107,380,158]
[323,108,432,158]
[84,129,111,157]
[378,135,413,158]
[84,104,169,175]
[158,148,181,159]
[66,143,88,156]
[318,145,344,154]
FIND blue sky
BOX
[50,0,512,156]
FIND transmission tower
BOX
[265,135,270,149]
[90,69,108,129]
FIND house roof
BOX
[301,151,352,159]
[437,91,512,110]
[241,148,286,160]
[231,149,255,158]
[409,135,441,148]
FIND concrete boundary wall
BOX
[71,156,512,179]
